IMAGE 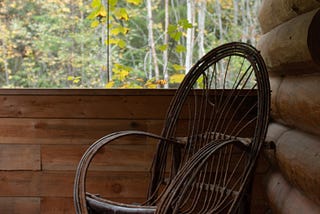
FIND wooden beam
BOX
[266,123,320,205]
[265,170,320,213]
[257,9,320,75]
[40,197,73,214]
[41,144,157,171]
[0,118,164,145]
[0,171,150,199]
[258,0,320,33]
[270,75,320,136]
[40,197,147,213]
[0,95,171,119]
[0,145,40,170]
[0,197,40,214]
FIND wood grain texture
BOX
[267,123,320,205]
[0,145,40,170]
[0,171,150,199]
[257,9,320,75]
[40,197,73,214]
[0,89,267,212]
[41,144,157,171]
[0,95,171,119]
[265,170,320,213]
[270,75,320,136]
[258,0,320,33]
[40,197,147,214]
[0,118,163,144]
[0,197,40,214]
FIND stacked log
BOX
[270,75,320,136]
[258,0,320,33]
[258,8,320,75]
[266,124,320,205]
[257,0,320,212]
[265,170,320,214]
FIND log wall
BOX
[258,0,320,212]
[0,89,269,213]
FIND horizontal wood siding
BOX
[0,89,268,213]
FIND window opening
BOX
[0,0,262,88]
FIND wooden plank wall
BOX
[0,89,172,213]
[0,89,270,213]
[258,0,320,213]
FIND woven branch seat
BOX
[74,42,270,214]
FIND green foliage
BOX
[170,73,185,84]
[175,45,186,53]
[0,0,262,88]
[172,64,185,72]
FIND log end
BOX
[308,9,320,65]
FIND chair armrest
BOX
[177,132,252,147]
[157,139,253,213]
[86,193,156,214]
[74,130,177,214]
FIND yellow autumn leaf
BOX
[120,83,130,88]
[111,27,129,36]
[73,78,81,84]
[114,8,129,21]
[136,78,144,82]
[119,70,129,81]
[172,64,185,71]
[105,38,119,45]
[91,0,101,8]
[145,83,157,88]
[126,0,142,5]
[67,76,74,81]
[97,6,107,17]
[111,28,121,36]
[105,81,115,88]
[156,79,167,85]
[91,20,100,28]
[170,74,185,84]
[117,39,126,48]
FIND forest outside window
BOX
[0,0,261,89]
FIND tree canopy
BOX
[0,0,262,88]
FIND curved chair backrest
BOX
[73,42,270,213]
[147,42,270,206]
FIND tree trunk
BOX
[163,0,169,88]
[101,0,110,84]
[185,0,195,73]
[251,0,261,45]
[233,0,239,26]
[240,0,249,42]
[197,0,206,59]
[215,0,223,41]
[245,0,254,44]
[146,0,159,83]
[1,33,10,85]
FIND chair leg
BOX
[237,191,251,214]
[237,178,254,214]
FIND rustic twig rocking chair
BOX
[74,42,270,213]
